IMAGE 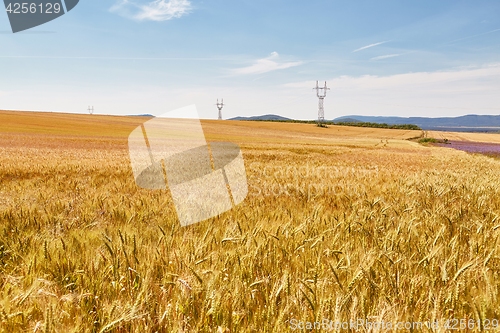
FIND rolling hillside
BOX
[334,114,500,131]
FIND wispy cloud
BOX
[231,52,302,75]
[334,63,500,90]
[110,0,192,21]
[283,63,500,116]
[352,41,390,53]
[370,54,401,61]
[446,28,500,45]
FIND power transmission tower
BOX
[216,99,224,120]
[313,81,329,125]
[88,106,94,115]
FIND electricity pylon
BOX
[216,99,224,120]
[313,81,329,125]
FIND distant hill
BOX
[229,114,292,121]
[334,115,500,132]
[228,113,500,132]
[335,117,362,123]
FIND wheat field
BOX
[1,110,500,332]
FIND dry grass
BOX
[428,130,500,144]
[0,110,499,332]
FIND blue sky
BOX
[1,0,500,119]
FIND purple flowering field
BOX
[437,140,500,155]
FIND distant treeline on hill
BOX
[333,121,421,130]
[234,118,421,130]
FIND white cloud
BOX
[5,64,500,119]
[352,41,390,53]
[370,54,401,61]
[231,52,303,75]
[282,63,500,117]
[110,0,191,21]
